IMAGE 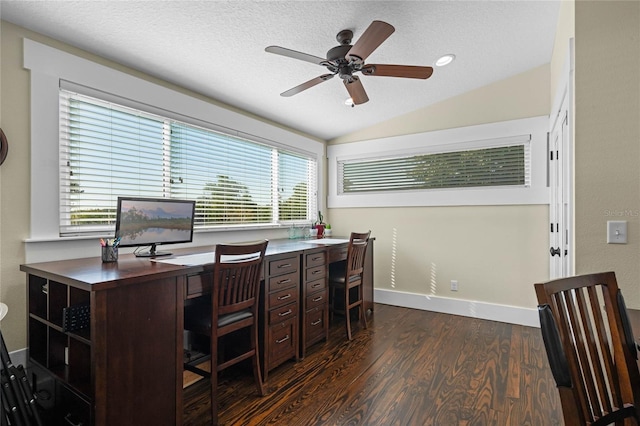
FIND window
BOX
[59,90,317,236]
[327,116,549,208]
[338,143,529,194]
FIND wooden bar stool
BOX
[184,240,268,425]
[329,231,371,341]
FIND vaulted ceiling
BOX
[1,1,560,140]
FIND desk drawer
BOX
[305,265,326,282]
[328,246,349,263]
[186,272,211,298]
[305,251,326,268]
[267,271,298,293]
[304,306,326,343]
[268,318,297,367]
[268,256,298,276]
[268,286,299,309]
[305,278,325,294]
[269,302,297,324]
[305,288,327,310]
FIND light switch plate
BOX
[607,220,627,244]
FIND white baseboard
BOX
[9,347,28,367]
[374,288,540,328]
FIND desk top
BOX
[20,237,351,291]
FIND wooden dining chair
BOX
[535,271,640,425]
[329,231,371,341]
[183,240,268,425]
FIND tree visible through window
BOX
[59,90,317,235]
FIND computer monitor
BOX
[115,197,196,257]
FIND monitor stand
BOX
[134,244,172,258]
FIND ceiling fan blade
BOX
[346,20,395,62]
[361,64,434,79]
[281,74,335,97]
[344,76,369,105]
[265,46,327,66]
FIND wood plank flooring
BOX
[183,303,562,425]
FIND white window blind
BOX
[338,139,530,194]
[59,90,317,236]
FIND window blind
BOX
[338,140,530,194]
[59,89,317,236]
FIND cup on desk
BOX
[101,245,118,263]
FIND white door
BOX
[549,41,574,279]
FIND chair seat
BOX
[185,300,253,333]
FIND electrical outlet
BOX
[450,280,458,291]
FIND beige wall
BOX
[1,21,32,352]
[331,64,550,145]
[574,0,640,307]
[328,66,552,312]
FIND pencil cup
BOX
[101,246,118,263]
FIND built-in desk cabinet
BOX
[21,238,374,425]
[261,253,300,380]
[300,249,328,358]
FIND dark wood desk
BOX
[20,237,374,426]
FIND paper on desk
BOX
[302,238,349,245]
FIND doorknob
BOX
[550,247,561,257]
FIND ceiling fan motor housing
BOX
[326,44,351,62]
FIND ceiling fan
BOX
[265,20,434,106]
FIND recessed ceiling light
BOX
[435,54,456,67]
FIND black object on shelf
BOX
[62,305,90,333]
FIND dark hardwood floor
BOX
[183,303,562,425]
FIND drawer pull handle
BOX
[277,294,292,301]
[278,309,292,317]
[311,319,322,326]
[275,334,290,344]
[312,296,323,302]
[312,256,322,261]
[64,413,84,426]
[311,283,321,288]
[278,263,292,268]
[278,278,292,285]
[312,270,321,275]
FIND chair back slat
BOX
[212,241,267,318]
[576,288,617,415]
[535,272,640,425]
[346,232,370,283]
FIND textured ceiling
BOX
[1,0,560,141]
